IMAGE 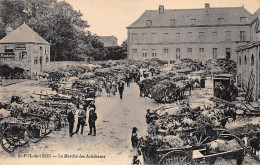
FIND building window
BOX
[151,33,157,44]
[170,19,175,26]
[146,20,152,27]
[176,33,180,42]
[191,19,196,25]
[218,18,224,24]
[152,49,157,57]
[188,48,192,53]
[142,49,147,58]
[170,60,175,64]
[132,34,138,44]
[213,48,217,59]
[240,17,246,23]
[141,33,148,44]
[251,54,254,66]
[4,49,13,53]
[226,48,231,59]
[188,32,192,42]
[244,55,247,65]
[226,31,231,41]
[164,49,168,54]
[19,51,27,60]
[240,31,246,41]
[199,48,204,53]
[199,32,204,41]
[45,48,48,55]
[239,56,242,65]
[46,56,49,63]
[133,49,137,54]
[212,32,218,41]
[163,33,169,43]
[34,58,38,64]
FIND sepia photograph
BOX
[0,0,260,165]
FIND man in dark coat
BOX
[118,81,125,100]
[67,110,75,137]
[88,108,97,136]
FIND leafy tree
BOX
[105,46,127,60]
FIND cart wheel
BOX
[29,118,47,143]
[191,131,211,146]
[158,150,194,165]
[1,125,29,153]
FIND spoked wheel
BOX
[191,131,211,147]
[43,120,52,136]
[28,118,47,143]
[158,150,194,165]
[1,125,30,153]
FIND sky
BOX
[64,0,260,45]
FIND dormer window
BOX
[218,18,224,24]
[170,19,175,26]
[191,19,196,25]
[146,20,152,27]
[240,17,246,23]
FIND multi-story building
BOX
[0,23,50,78]
[98,36,118,47]
[127,4,256,63]
[236,10,260,102]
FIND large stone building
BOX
[127,4,256,63]
[236,10,260,102]
[0,23,50,78]
[98,36,118,47]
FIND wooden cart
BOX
[140,129,247,165]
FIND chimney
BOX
[205,3,210,12]
[159,5,164,14]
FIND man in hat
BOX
[75,105,86,134]
[88,107,97,136]
[88,98,96,111]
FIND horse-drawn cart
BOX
[140,129,247,165]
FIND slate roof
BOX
[128,6,255,28]
[0,23,49,44]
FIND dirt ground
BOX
[0,79,259,165]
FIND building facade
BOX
[98,36,118,47]
[0,23,50,78]
[236,10,260,102]
[127,4,256,63]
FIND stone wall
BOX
[127,25,250,61]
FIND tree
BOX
[0,0,93,61]
[105,46,127,60]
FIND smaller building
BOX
[236,10,260,102]
[98,36,118,47]
[0,23,50,78]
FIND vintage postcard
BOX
[0,0,260,165]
